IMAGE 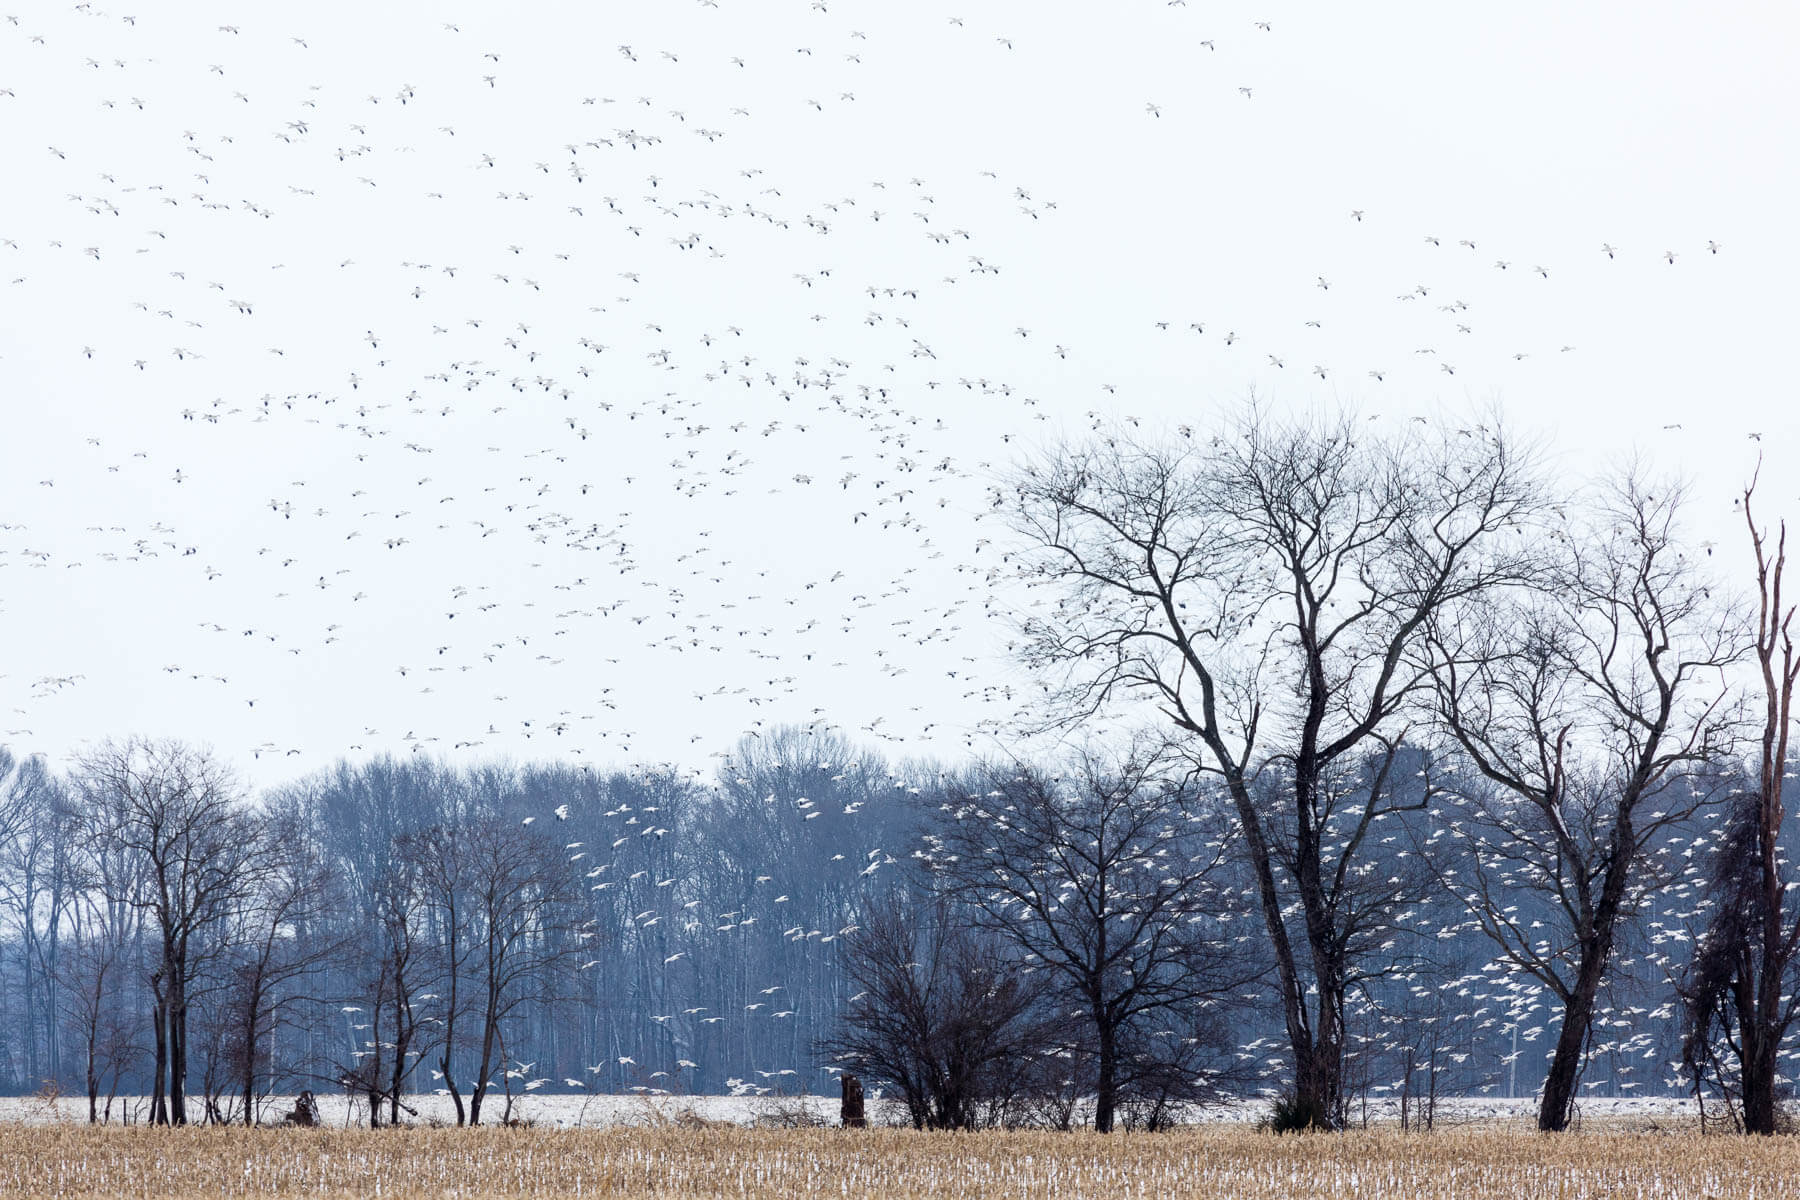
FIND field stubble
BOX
[0,1123,1794,1200]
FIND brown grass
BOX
[0,1122,1789,1199]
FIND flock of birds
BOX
[0,0,1778,1100]
[1,4,1748,779]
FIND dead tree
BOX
[1005,407,1544,1126]
[460,816,589,1127]
[1428,470,1742,1131]
[220,801,346,1125]
[1683,473,1800,1134]
[405,823,476,1125]
[0,752,72,1090]
[75,739,267,1126]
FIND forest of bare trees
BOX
[999,409,1799,1130]
[3,410,1799,1135]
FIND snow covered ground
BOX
[0,1092,829,1129]
[0,1092,1704,1129]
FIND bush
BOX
[1260,1094,1330,1134]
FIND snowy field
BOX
[0,1092,858,1129]
[0,1092,1703,1129]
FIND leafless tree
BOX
[403,822,476,1125]
[339,880,426,1132]
[55,899,139,1122]
[1683,473,1800,1134]
[453,815,589,1126]
[922,747,1258,1131]
[0,753,72,1090]
[218,800,345,1125]
[826,894,1049,1129]
[1004,407,1544,1125]
[372,854,431,1128]
[73,738,265,1125]
[1427,469,1742,1131]
[49,804,144,1124]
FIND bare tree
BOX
[49,800,145,1124]
[457,815,588,1126]
[922,747,1258,1131]
[827,894,1049,1129]
[404,822,476,1125]
[56,897,139,1123]
[0,749,42,845]
[1683,474,1800,1134]
[74,739,265,1125]
[218,801,344,1125]
[1428,470,1741,1130]
[1004,408,1543,1125]
[339,871,427,1132]
[372,853,429,1127]
[0,753,72,1090]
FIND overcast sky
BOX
[2,0,1796,788]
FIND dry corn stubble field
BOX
[3,1124,1798,1200]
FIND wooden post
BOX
[840,1074,866,1128]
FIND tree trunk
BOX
[1221,774,1325,1127]
[1304,966,1348,1127]
[86,1025,99,1125]
[1539,938,1612,1131]
[440,943,466,1126]
[44,870,64,1082]
[1741,1032,1779,1134]
[388,991,403,1126]
[470,1006,497,1127]
[241,980,262,1127]
[1542,822,1634,1133]
[1743,702,1790,1136]
[1292,1033,1342,1128]
[21,934,40,1088]
[1538,989,1591,1132]
[149,975,169,1126]
[1291,760,1347,1130]
[1740,953,1779,1135]
[240,1010,257,1126]
[389,1051,406,1126]
[1094,1019,1117,1133]
[441,1049,465,1127]
[168,965,188,1126]
[1400,1047,1415,1132]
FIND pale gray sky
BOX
[2,0,1795,785]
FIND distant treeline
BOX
[0,722,1773,1129]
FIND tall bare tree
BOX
[461,815,588,1126]
[74,739,265,1125]
[56,916,138,1123]
[1427,470,1742,1130]
[403,822,476,1125]
[1683,474,1800,1134]
[1005,408,1543,1126]
[0,753,71,1089]
[218,800,344,1125]
[53,808,143,1123]
[371,853,430,1128]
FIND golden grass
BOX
[0,1122,1792,1199]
